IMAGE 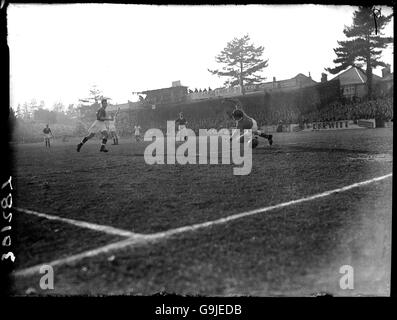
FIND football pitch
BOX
[11,128,392,296]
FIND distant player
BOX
[107,107,120,145]
[226,99,273,148]
[76,98,112,153]
[134,125,141,141]
[43,124,54,148]
[175,112,188,141]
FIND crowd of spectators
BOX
[188,87,213,94]
[300,98,393,124]
[113,97,393,137]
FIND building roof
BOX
[293,73,318,84]
[140,85,188,94]
[330,66,382,85]
[260,73,317,86]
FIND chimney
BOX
[273,77,276,82]
[321,73,328,83]
[309,72,311,78]
[382,64,391,78]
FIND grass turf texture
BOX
[11,128,392,296]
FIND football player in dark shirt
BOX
[175,112,188,141]
[77,98,112,152]
[43,124,54,148]
[226,99,273,148]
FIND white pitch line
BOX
[13,173,392,277]
[14,207,142,238]
[13,237,150,277]
[144,172,393,240]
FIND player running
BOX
[107,107,120,145]
[76,98,112,153]
[175,112,188,141]
[134,125,141,142]
[43,124,54,148]
[224,98,273,148]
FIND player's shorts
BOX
[105,120,116,132]
[88,120,108,134]
[44,133,51,139]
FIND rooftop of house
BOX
[330,66,383,85]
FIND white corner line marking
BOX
[13,173,392,277]
[14,207,142,238]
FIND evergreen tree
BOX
[22,102,31,120]
[208,34,269,95]
[326,6,393,99]
[16,104,23,118]
[89,85,104,103]
[77,85,104,122]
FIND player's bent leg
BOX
[77,132,95,152]
[243,135,259,149]
[256,130,273,146]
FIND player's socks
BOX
[100,138,108,152]
[77,136,89,151]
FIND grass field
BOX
[10,128,392,296]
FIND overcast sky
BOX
[8,4,394,108]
